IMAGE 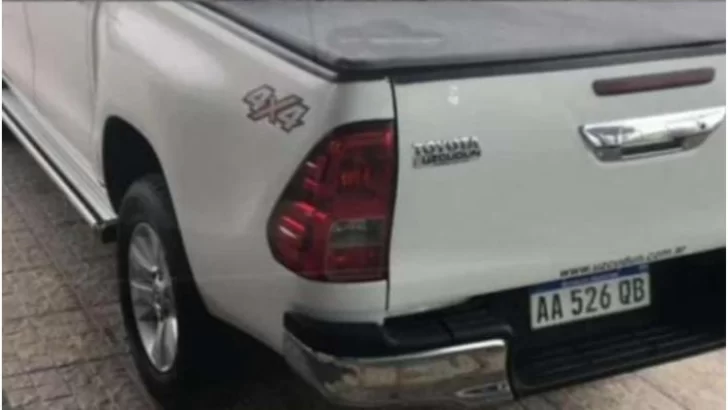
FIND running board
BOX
[2,92,117,242]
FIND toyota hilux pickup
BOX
[3,1,726,408]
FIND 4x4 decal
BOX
[242,85,309,133]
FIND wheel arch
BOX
[101,115,165,213]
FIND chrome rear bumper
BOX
[284,332,512,407]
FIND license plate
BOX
[530,265,651,330]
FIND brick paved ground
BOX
[2,136,725,409]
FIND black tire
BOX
[117,174,211,409]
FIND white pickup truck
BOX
[3,1,726,408]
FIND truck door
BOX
[3,3,34,97]
[25,2,98,168]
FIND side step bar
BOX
[2,104,117,242]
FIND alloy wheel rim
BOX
[128,223,178,373]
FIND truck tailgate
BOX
[388,53,726,313]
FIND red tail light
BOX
[268,121,396,282]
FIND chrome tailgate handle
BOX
[580,107,725,161]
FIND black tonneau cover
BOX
[206,1,726,76]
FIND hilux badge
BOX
[412,136,481,168]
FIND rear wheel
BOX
[128,222,178,373]
[117,174,211,407]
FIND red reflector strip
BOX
[593,68,714,96]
